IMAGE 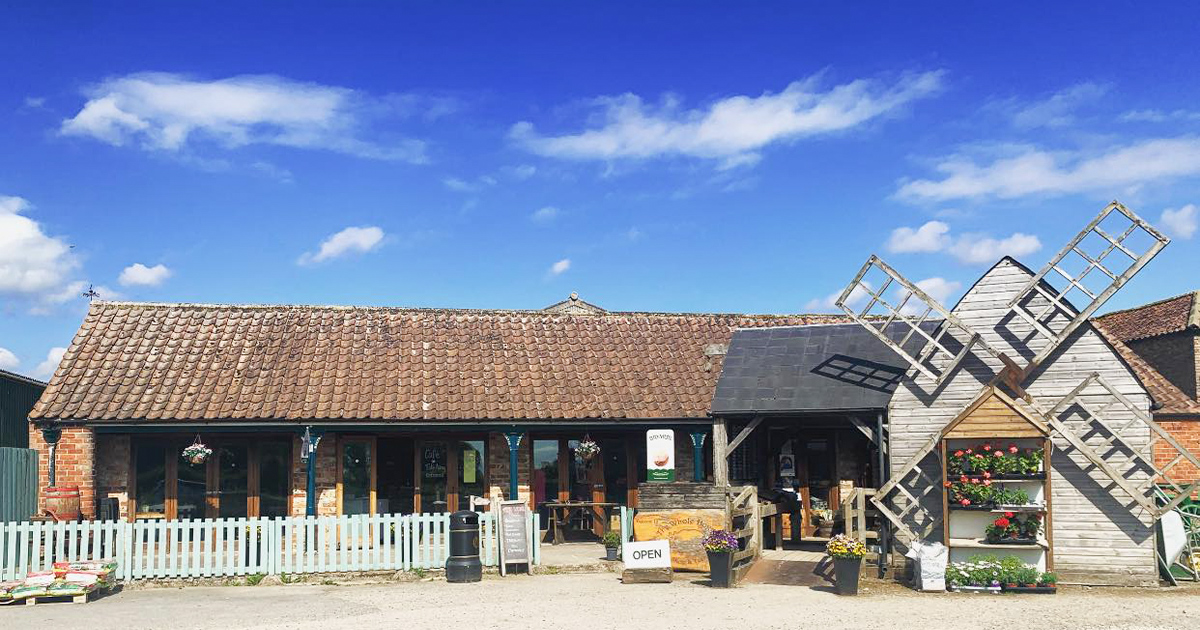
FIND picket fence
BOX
[0,511,540,581]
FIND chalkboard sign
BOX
[496,500,531,576]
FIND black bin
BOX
[446,510,483,583]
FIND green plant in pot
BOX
[602,531,621,561]
[826,534,867,595]
[702,529,739,588]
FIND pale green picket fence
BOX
[0,511,539,581]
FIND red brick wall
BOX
[1157,419,1200,492]
[28,424,97,519]
[95,434,130,519]
[289,434,338,516]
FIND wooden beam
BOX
[726,416,763,455]
[713,419,729,487]
[847,416,876,444]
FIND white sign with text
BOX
[623,540,671,569]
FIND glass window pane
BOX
[601,438,627,504]
[568,439,589,501]
[259,441,291,518]
[457,440,486,511]
[419,442,447,512]
[343,441,372,515]
[219,444,249,518]
[177,447,207,520]
[134,443,166,517]
[532,440,559,525]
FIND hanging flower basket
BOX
[575,438,600,461]
[182,440,212,465]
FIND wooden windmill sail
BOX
[833,201,1194,551]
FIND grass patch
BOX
[245,573,266,586]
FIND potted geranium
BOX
[702,529,739,588]
[602,531,620,561]
[826,534,867,595]
[182,439,212,465]
[574,437,600,461]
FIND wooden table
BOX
[542,501,619,545]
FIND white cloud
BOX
[1120,109,1200,123]
[897,137,1200,202]
[549,258,571,276]
[511,164,537,180]
[1009,82,1108,129]
[0,348,18,371]
[948,232,1041,265]
[60,73,432,162]
[531,206,559,223]
[1160,204,1197,239]
[118,263,172,287]
[0,195,85,308]
[33,347,67,380]
[886,220,951,253]
[805,281,872,312]
[897,277,962,314]
[512,70,944,166]
[298,226,385,265]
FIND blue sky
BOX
[2,2,1200,379]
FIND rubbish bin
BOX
[446,510,483,583]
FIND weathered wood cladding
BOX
[0,372,43,448]
[887,259,1156,586]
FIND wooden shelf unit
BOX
[939,387,1054,571]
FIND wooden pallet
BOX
[21,591,95,606]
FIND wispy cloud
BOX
[298,226,385,265]
[548,258,571,276]
[531,206,559,223]
[804,281,872,312]
[512,70,944,167]
[1160,204,1197,239]
[442,175,497,192]
[60,73,443,163]
[118,263,172,287]
[897,277,962,314]
[1120,109,1200,123]
[896,137,1200,202]
[1006,82,1109,129]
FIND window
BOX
[418,441,447,511]
[457,440,486,511]
[342,440,373,515]
[218,444,249,518]
[134,443,167,518]
[177,453,207,520]
[259,441,291,517]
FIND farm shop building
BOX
[26,295,840,522]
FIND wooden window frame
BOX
[128,434,293,522]
[336,435,378,516]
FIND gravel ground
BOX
[3,573,1198,630]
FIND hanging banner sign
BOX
[647,429,675,482]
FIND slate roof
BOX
[30,301,847,423]
[711,322,930,415]
[1094,291,1200,342]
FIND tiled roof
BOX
[1092,322,1200,416]
[30,301,847,423]
[1094,291,1199,342]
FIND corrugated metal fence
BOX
[0,447,37,522]
[1,511,540,581]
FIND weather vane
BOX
[82,284,100,302]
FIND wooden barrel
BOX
[44,486,81,521]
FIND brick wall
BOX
[289,434,338,516]
[487,432,532,503]
[1128,331,1198,399]
[95,434,130,519]
[1157,419,1200,493]
[28,424,97,519]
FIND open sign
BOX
[623,540,671,569]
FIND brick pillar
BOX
[29,424,97,519]
[290,433,338,516]
[488,432,531,505]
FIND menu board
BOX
[423,445,446,479]
[497,500,531,575]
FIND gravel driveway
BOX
[2,573,1197,630]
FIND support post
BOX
[301,427,324,517]
[505,431,525,499]
[712,419,729,487]
[42,427,62,487]
[874,412,889,578]
[689,431,707,482]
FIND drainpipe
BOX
[689,431,707,481]
[505,431,525,500]
[42,427,62,487]
[301,427,323,517]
